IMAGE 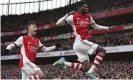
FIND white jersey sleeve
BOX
[38,40,56,52]
[6,36,23,50]
[90,15,109,30]
[14,36,23,47]
[65,15,73,24]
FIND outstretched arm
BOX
[56,14,69,26]
[91,23,109,30]
[90,16,115,30]
[56,11,75,26]
[39,41,61,52]
[5,36,23,54]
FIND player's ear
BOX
[26,21,36,31]
[25,25,29,32]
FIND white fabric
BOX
[13,36,23,47]
[6,36,23,50]
[91,23,109,30]
[21,70,29,79]
[87,65,96,73]
[38,40,56,52]
[21,62,41,79]
[6,43,15,50]
[73,39,98,62]
[45,46,56,52]
[90,16,109,30]
[56,14,69,26]
[74,63,77,69]
[65,15,73,24]
[64,61,72,67]
[96,55,103,60]
[94,60,100,64]
[78,64,82,70]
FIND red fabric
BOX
[95,57,102,63]
[73,12,92,40]
[19,35,40,68]
[97,53,104,58]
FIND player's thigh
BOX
[75,51,90,63]
[73,39,98,55]
[35,70,44,79]
[73,39,89,51]
[21,70,29,79]
[21,62,41,77]
[81,40,98,55]
[28,62,44,78]
[21,66,33,78]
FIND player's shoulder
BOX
[73,12,80,16]
[85,13,91,17]
[23,35,28,38]
[18,36,23,39]
[34,38,40,41]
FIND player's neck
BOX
[78,11,85,16]
[28,33,34,38]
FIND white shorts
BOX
[21,62,41,79]
[73,38,98,62]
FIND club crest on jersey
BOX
[28,42,31,44]
[77,18,80,20]
[86,18,89,21]
[77,20,89,27]
[28,46,37,53]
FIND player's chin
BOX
[33,32,37,35]
[85,10,88,14]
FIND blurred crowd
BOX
[1,31,133,56]
[90,2,133,14]
[2,0,133,32]
[90,32,133,47]
[1,60,133,79]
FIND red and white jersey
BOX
[66,12,95,40]
[13,35,43,68]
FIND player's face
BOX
[28,24,37,35]
[81,4,88,14]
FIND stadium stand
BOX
[1,0,133,79]
[1,56,133,79]
[1,0,133,32]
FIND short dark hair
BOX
[76,1,87,10]
[25,21,36,30]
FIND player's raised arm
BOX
[5,36,23,53]
[90,16,116,30]
[56,11,75,26]
[38,40,61,52]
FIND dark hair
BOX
[25,21,36,30]
[76,1,87,10]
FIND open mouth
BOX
[34,30,37,32]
